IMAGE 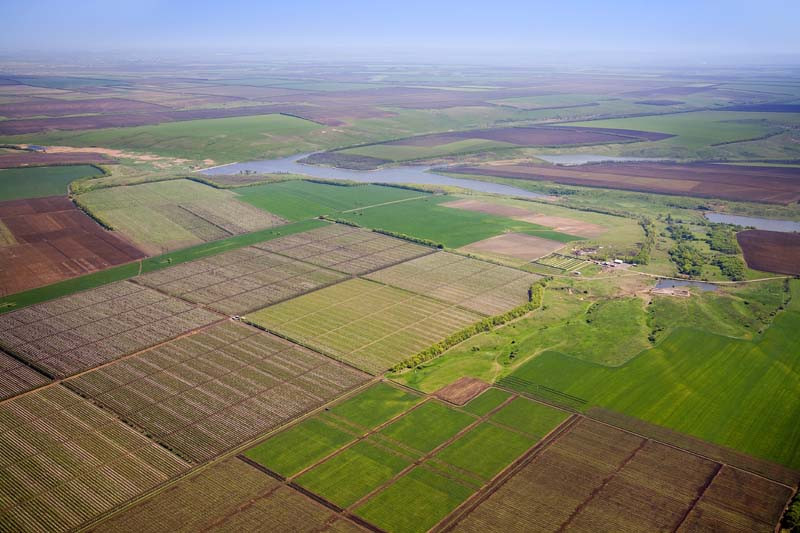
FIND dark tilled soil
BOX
[737,230,800,275]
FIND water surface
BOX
[655,279,719,292]
[704,213,800,233]
[201,153,548,199]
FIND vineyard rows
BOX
[138,246,347,315]
[255,224,431,275]
[366,251,539,315]
[67,322,369,462]
[534,253,587,271]
[0,385,188,533]
[0,281,221,378]
[0,350,50,400]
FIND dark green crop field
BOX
[0,164,102,200]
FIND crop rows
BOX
[0,350,51,400]
[137,246,347,315]
[254,223,431,275]
[248,278,482,374]
[92,457,360,532]
[67,321,369,462]
[449,418,793,533]
[0,281,221,378]
[366,251,539,315]
[0,385,189,533]
[534,253,587,271]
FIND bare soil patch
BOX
[434,377,491,405]
[450,162,800,204]
[0,196,145,295]
[737,229,800,275]
[443,199,606,238]
[460,232,565,261]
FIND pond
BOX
[201,153,549,199]
[704,213,800,233]
[655,279,719,292]
[534,154,668,166]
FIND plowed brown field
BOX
[737,229,800,275]
[0,196,145,295]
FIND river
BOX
[704,213,800,233]
[200,153,549,199]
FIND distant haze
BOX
[2,0,799,64]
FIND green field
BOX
[330,382,422,429]
[247,278,483,374]
[78,179,285,253]
[0,218,325,311]
[505,280,800,468]
[2,114,345,162]
[340,138,514,162]
[435,422,533,479]
[489,397,569,437]
[338,195,581,248]
[379,401,474,453]
[563,110,800,149]
[244,418,356,477]
[235,180,428,221]
[354,466,473,533]
[296,440,411,508]
[462,388,512,415]
[0,165,102,201]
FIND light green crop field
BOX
[563,111,800,149]
[235,180,428,221]
[341,138,514,162]
[379,401,474,453]
[489,397,569,437]
[338,195,581,248]
[296,440,411,508]
[2,114,349,162]
[354,466,473,533]
[247,278,483,374]
[244,418,356,477]
[462,388,512,416]
[0,165,102,201]
[329,382,423,429]
[435,422,534,480]
[506,280,800,469]
[78,179,286,254]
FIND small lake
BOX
[534,154,668,166]
[655,279,719,292]
[704,213,800,233]
[201,153,549,199]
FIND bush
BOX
[391,278,550,372]
[782,493,800,531]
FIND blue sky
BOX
[2,0,799,61]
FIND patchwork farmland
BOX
[66,321,369,462]
[254,224,432,275]
[76,179,287,254]
[0,385,189,532]
[533,253,588,271]
[244,383,570,533]
[0,196,146,295]
[90,457,366,533]
[365,252,540,315]
[0,348,50,400]
[247,278,483,374]
[443,417,794,533]
[0,280,221,377]
[137,246,347,315]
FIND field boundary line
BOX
[0,315,229,407]
[432,413,581,533]
[343,393,519,513]
[76,376,381,532]
[556,436,648,531]
[672,462,724,532]
[340,193,432,213]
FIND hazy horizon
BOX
[2,0,800,65]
